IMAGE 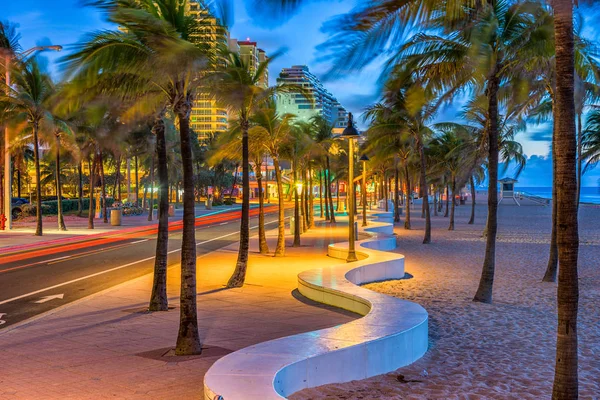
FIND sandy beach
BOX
[291,197,600,400]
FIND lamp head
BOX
[341,113,360,139]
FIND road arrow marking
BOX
[0,313,6,325]
[34,294,64,304]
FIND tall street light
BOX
[3,45,62,230]
[339,113,360,262]
[360,154,369,227]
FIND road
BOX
[0,206,286,329]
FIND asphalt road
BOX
[0,208,285,329]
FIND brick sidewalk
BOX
[0,220,359,399]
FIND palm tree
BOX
[0,58,55,236]
[249,102,296,256]
[311,115,337,223]
[395,1,551,303]
[209,51,275,287]
[51,119,75,231]
[66,0,229,355]
[209,50,305,285]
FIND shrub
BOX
[20,198,116,216]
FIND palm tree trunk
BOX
[384,174,388,212]
[77,161,83,217]
[468,175,476,225]
[449,177,456,231]
[301,169,307,232]
[231,163,238,200]
[115,156,121,201]
[444,183,450,217]
[417,137,431,243]
[309,167,314,228]
[175,101,201,356]
[335,179,340,212]
[229,117,250,288]
[33,123,43,236]
[273,156,285,256]
[327,160,335,223]
[134,155,139,206]
[55,135,66,231]
[99,152,108,224]
[576,111,582,210]
[552,2,580,396]
[88,154,97,230]
[544,117,559,282]
[319,170,325,219]
[148,155,155,222]
[394,161,400,223]
[256,162,269,255]
[404,163,411,230]
[474,69,501,304]
[293,160,301,247]
[149,114,169,312]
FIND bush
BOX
[223,199,234,205]
[20,198,115,216]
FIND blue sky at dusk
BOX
[5,0,600,187]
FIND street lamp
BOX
[339,113,360,262]
[360,154,369,227]
[3,44,62,230]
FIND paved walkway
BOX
[0,220,360,399]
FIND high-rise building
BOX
[275,65,347,127]
[186,3,230,142]
[186,8,269,143]
[229,39,269,89]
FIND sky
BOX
[4,0,600,187]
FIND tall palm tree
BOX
[249,102,296,256]
[66,0,228,355]
[311,115,337,223]
[0,58,55,236]
[395,1,551,303]
[210,51,305,286]
[209,51,276,287]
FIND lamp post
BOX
[360,154,369,227]
[3,45,62,230]
[339,113,360,262]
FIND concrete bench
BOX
[204,211,428,399]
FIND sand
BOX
[291,199,600,400]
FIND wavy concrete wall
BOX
[204,211,428,399]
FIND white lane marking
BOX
[219,222,229,226]
[130,239,149,245]
[0,313,6,325]
[34,294,64,304]
[45,255,72,263]
[0,218,285,306]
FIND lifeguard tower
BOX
[498,177,519,205]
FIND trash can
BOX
[289,217,295,235]
[110,209,122,226]
[205,198,212,210]
[168,204,175,216]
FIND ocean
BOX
[518,186,600,205]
